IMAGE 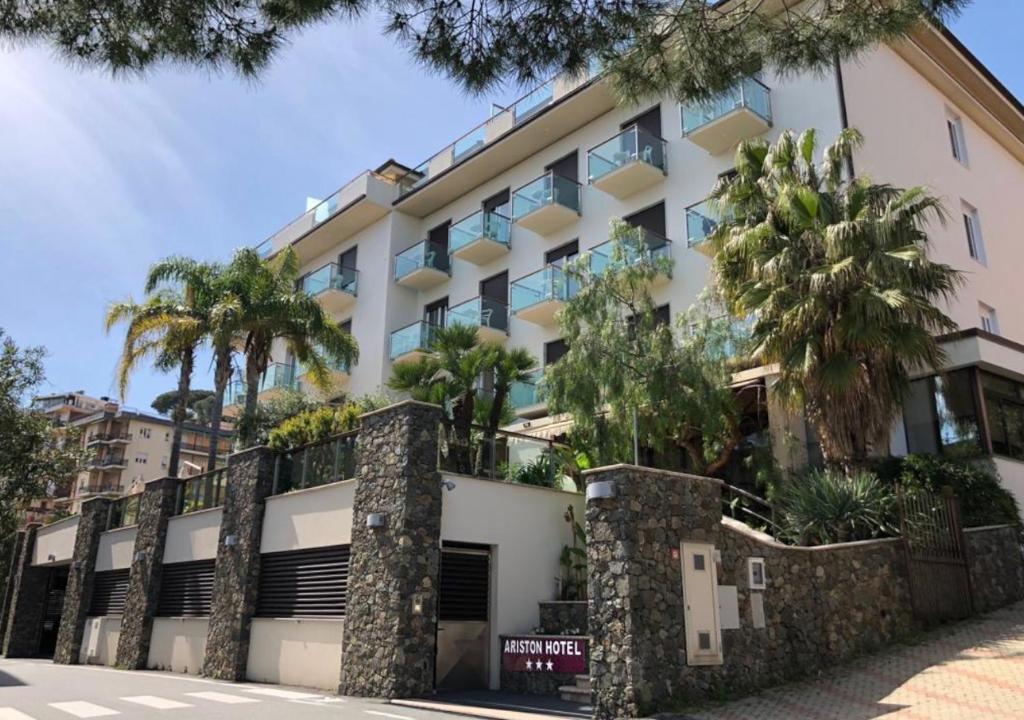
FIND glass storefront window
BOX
[981,371,1024,460]
[904,369,983,458]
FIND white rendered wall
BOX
[32,516,79,566]
[163,508,222,563]
[79,617,121,666]
[246,618,345,690]
[147,618,209,675]
[95,526,137,572]
[259,480,355,553]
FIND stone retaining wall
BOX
[538,601,587,635]
[964,525,1024,613]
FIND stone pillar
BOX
[202,447,276,680]
[3,524,50,657]
[0,532,26,651]
[339,401,444,699]
[585,465,722,720]
[54,498,113,664]
[115,477,179,669]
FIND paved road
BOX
[685,600,1024,720]
[0,659,480,720]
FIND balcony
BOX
[226,379,246,407]
[88,453,127,470]
[512,172,581,235]
[298,349,351,392]
[510,369,548,419]
[390,321,439,364]
[510,265,578,327]
[394,239,451,291]
[588,228,673,284]
[685,200,721,258]
[449,211,511,265]
[86,431,132,446]
[681,77,772,155]
[587,125,667,199]
[447,297,509,344]
[258,362,298,398]
[303,262,358,315]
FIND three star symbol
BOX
[524,658,556,671]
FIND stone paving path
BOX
[683,600,1024,720]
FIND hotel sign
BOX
[501,636,587,674]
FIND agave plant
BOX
[778,469,898,545]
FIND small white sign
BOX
[717,585,740,630]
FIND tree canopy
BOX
[0,1,967,101]
[151,388,215,420]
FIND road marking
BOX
[364,711,415,720]
[242,688,323,700]
[120,696,193,710]
[0,709,37,720]
[49,702,120,718]
[184,692,260,705]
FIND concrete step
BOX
[559,685,590,704]
[573,674,591,691]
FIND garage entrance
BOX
[436,544,491,690]
[38,565,69,658]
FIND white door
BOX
[680,542,723,666]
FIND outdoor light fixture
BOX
[47,553,56,563]
[366,513,385,529]
[586,480,617,501]
[411,593,424,615]
[224,534,238,547]
[441,479,456,492]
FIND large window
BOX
[981,372,1024,461]
[904,369,983,458]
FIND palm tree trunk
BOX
[240,352,263,449]
[167,349,195,478]
[206,347,233,469]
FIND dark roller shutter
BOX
[89,569,130,616]
[157,560,215,617]
[256,545,349,618]
[439,549,489,622]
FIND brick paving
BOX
[682,601,1024,720]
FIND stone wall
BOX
[538,601,587,635]
[203,447,276,680]
[586,465,919,719]
[964,525,1024,613]
[115,477,180,669]
[339,401,444,699]
[53,499,112,664]
[3,525,49,657]
[0,532,25,650]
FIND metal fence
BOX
[437,422,563,487]
[720,482,781,537]
[272,431,359,495]
[106,493,142,530]
[176,467,228,515]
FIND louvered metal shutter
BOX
[439,549,489,622]
[255,545,349,618]
[156,560,215,617]
[89,569,130,616]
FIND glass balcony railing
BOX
[449,211,511,255]
[681,77,772,134]
[510,369,546,410]
[390,321,439,361]
[226,378,246,406]
[259,363,298,393]
[302,262,358,298]
[394,240,451,281]
[447,297,510,335]
[587,125,667,184]
[453,126,486,162]
[511,172,581,220]
[510,265,578,314]
[513,81,554,124]
[589,227,672,276]
[299,346,350,377]
[686,200,720,247]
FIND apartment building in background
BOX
[66,401,233,513]
[235,23,1024,505]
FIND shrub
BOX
[266,395,388,451]
[871,454,1022,530]
[778,469,898,545]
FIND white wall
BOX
[95,526,137,571]
[79,616,121,666]
[32,516,79,566]
[147,618,209,675]
[260,480,355,553]
[246,618,344,691]
[993,457,1024,512]
[440,475,585,688]
[163,508,222,563]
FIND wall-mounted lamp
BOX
[224,534,238,547]
[366,513,385,529]
[411,593,424,615]
[586,480,617,501]
[441,479,456,492]
[47,553,57,563]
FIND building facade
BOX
[239,25,1024,504]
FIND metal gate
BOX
[436,545,491,690]
[38,566,69,658]
[898,487,973,626]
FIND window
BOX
[139,427,151,439]
[424,297,448,327]
[545,339,569,366]
[545,240,579,266]
[981,372,1024,460]
[134,453,148,465]
[979,303,1000,335]
[962,203,987,264]
[947,112,968,166]
[904,369,983,458]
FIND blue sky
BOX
[1,3,1021,412]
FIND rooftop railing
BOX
[681,77,772,134]
[272,431,359,495]
[176,467,227,515]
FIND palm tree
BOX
[145,257,238,470]
[709,128,963,466]
[225,247,358,448]
[106,290,204,477]
[483,346,535,436]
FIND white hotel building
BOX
[239,23,1024,505]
